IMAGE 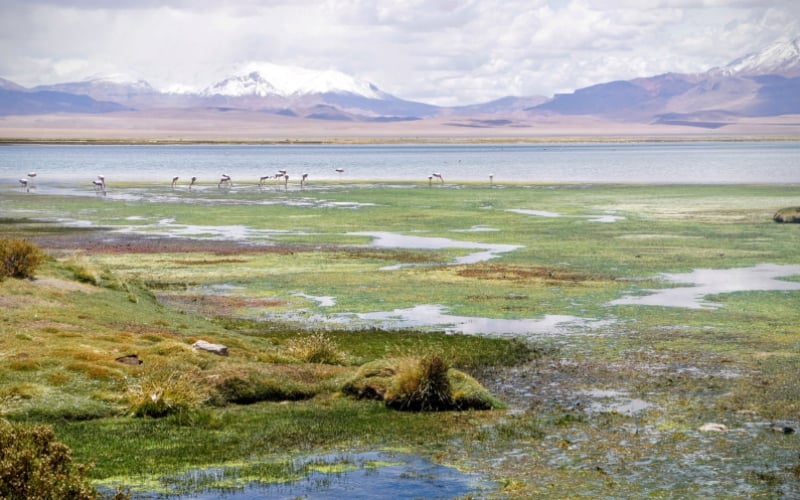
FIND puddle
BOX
[506,208,624,223]
[610,264,800,309]
[353,304,609,337]
[350,231,522,268]
[451,225,499,233]
[578,389,656,415]
[113,219,301,242]
[506,209,562,218]
[98,451,493,499]
[293,292,337,307]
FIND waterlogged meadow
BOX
[1,178,799,498]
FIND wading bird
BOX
[335,168,344,177]
[92,177,106,194]
[218,174,231,188]
[19,178,29,192]
[432,172,444,184]
[259,175,271,186]
[171,176,179,189]
[301,173,309,187]
[189,176,197,191]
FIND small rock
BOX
[770,424,796,435]
[192,340,229,356]
[115,354,143,365]
[699,422,728,432]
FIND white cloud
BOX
[0,0,797,105]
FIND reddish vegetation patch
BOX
[457,264,607,283]
[30,232,311,256]
[158,293,287,317]
[338,248,442,264]
[172,258,250,265]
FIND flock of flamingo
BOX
[15,168,468,193]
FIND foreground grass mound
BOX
[0,419,102,500]
[773,206,800,223]
[343,354,504,411]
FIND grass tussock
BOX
[343,354,503,411]
[125,361,209,418]
[285,332,346,364]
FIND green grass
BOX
[2,181,799,498]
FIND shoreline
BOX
[1,135,800,145]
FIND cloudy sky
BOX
[1,0,798,106]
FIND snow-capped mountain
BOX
[715,37,800,78]
[1,37,799,126]
[34,76,159,104]
[202,63,388,99]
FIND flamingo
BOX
[19,179,29,192]
[489,173,494,186]
[432,172,444,184]
[301,173,309,188]
[259,175,271,186]
[283,174,289,190]
[428,175,433,187]
[92,178,106,194]
[189,176,197,191]
[218,174,231,188]
[171,176,179,189]
[335,168,344,177]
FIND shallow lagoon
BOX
[3,141,800,184]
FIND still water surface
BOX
[1,141,799,184]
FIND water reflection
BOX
[102,451,493,499]
[355,304,609,336]
[350,231,522,268]
[610,264,800,309]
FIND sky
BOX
[1,0,798,106]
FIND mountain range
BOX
[1,37,799,131]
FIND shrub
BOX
[0,419,98,499]
[286,332,344,364]
[0,237,45,280]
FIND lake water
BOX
[1,141,799,185]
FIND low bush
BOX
[0,419,98,499]
[0,237,45,280]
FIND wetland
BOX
[1,147,799,498]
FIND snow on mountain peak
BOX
[719,37,800,77]
[204,62,386,99]
[83,73,153,89]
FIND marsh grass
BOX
[1,182,799,497]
